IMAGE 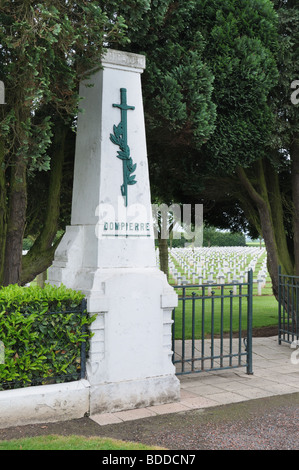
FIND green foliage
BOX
[0,284,94,390]
[270,0,299,156]
[121,0,278,201]
[0,0,129,172]
[101,0,169,42]
[193,0,279,172]
[0,0,140,285]
[119,1,217,202]
[139,3,217,152]
[203,226,246,247]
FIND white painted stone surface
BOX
[70,49,155,269]
[48,49,180,415]
[0,380,90,429]
[89,375,180,415]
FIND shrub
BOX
[0,284,95,390]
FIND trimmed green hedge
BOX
[0,284,95,390]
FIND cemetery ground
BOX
[0,393,298,450]
[167,246,278,338]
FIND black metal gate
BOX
[278,266,299,345]
[172,270,253,375]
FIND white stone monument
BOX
[48,49,180,414]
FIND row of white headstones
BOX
[156,246,269,295]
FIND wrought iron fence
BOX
[172,270,253,375]
[0,299,88,390]
[278,266,299,345]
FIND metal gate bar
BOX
[278,266,299,345]
[172,270,253,375]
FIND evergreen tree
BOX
[124,0,298,296]
[0,0,131,285]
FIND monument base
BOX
[90,375,180,415]
[48,227,180,413]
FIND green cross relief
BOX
[110,88,137,207]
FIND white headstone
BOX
[48,49,180,414]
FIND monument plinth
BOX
[48,49,180,414]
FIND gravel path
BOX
[0,393,298,450]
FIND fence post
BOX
[278,265,282,345]
[246,269,253,375]
[80,299,88,380]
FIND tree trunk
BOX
[0,140,7,285]
[237,163,281,297]
[256,196,280,297]
[291,133,299,276]
[158,236,169,278]
[3,153,27,285]
[264,159,293,276]
[21,123,68,284]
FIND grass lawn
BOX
[0,434,162,450]
[172,292,278,340]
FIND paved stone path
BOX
[90,336,299,425]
